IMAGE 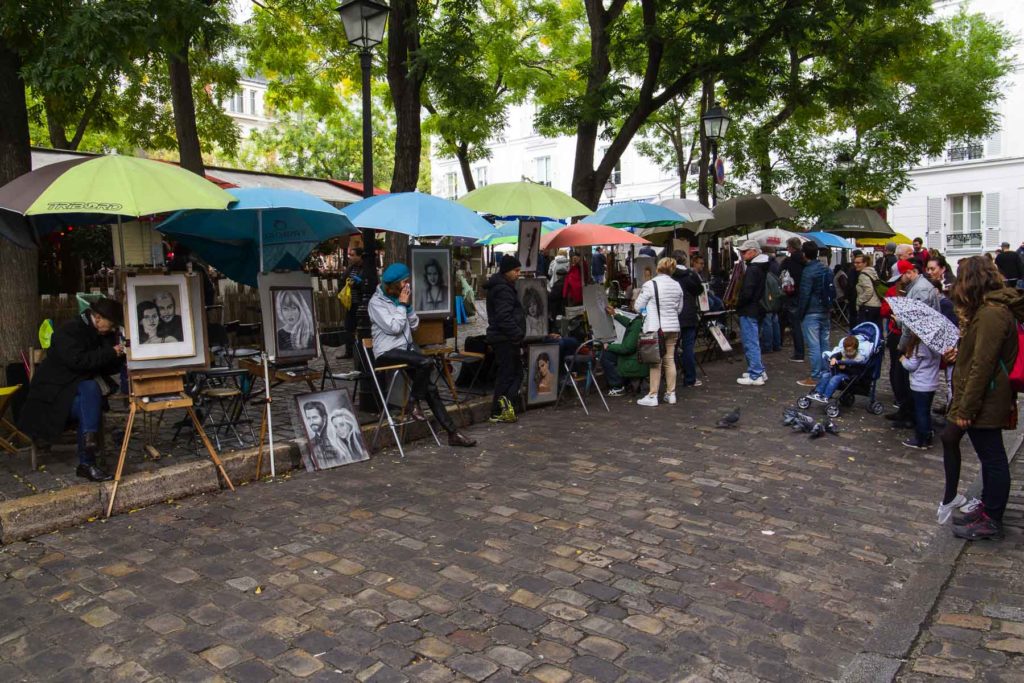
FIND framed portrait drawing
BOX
[582,284,615,341]
[516,276,548,341]
[294,388,370,471]
[258,272,320,364]
[633,256,656,288]
[125,274,196,361]
[517,219,542,273]
[409,246,452,319]
[527,342,559,406]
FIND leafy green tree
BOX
[634,93,700,198]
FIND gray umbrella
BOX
[657,197,714,221]
[680,193,797,237]
[815,208,895,238]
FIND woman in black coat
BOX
[19,299,125,481]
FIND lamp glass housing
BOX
[337,0,390,49]
[702,105,731,141]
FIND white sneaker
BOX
[691,379,703,387]
[809,393,827,404]
[637,394,659,407]
[960,497,982,514]
[664,392,677,404]
[937,494,968,524]
[607,387,626,397]
[737,375,766,386]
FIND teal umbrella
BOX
[582,201,686,228]
[475,220,565,246]
[342,191,492,239]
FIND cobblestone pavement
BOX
[0,341,1020,682]
[899,452,1024,682]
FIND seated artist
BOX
[368,263,476,447]
[599,304,647,396]
[19,298,126,481]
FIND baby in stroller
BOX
[803,334,873,404]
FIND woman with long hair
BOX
[137,301,172,344]
[325,408,365,465]
[522,286,546,338]
[533,352,552,397]
[276,290,314,351]
[416,258,449,312]
[941,255,1023,540]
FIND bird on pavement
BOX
[824,419,840,435]
[809,422,825,439]
[716,407,741,428]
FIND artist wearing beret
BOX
[368,263,477,447]
[19,298,127,482]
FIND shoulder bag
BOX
[637,280,666,364]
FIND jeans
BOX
[760,313,781,352]
[801,312,830,380]
[678,326,698,386]
[785,307,804,358]
[600,349,623,389]
[813,372,848,399]
[70,380,103,465]
[967,428,1011,522]
[648,332,678,395]
[739,316,765,379]
[490,342,523,416]
[377,349,457,433]
[910,390,935,445]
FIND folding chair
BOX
[556,340,609,416]
[360,339,441,459]
[319,329,360,391]
[0,385,31,454]
[197,368,256,450]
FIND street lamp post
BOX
[603,179,617,205]
[701,103,731,208]
[337,0,389,411]
[835,150,853,210]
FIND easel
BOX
[106,369,234,517]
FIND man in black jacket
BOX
[780,237,806,362]
[671,250,704,387]
[485,255,526,422]
[736,240,770,386]
[995,242,1024,287]
[19,299,126,481]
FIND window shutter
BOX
[984,192,1001,248]
[926,197,942,249]
[986,132,1002,157]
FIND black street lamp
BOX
[603,179,617,205]
[835,150,853,209]
[702,103,731,207]
[337,0,389,411]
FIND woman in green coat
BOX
[600,305,648,396]
[945,256,1024,540]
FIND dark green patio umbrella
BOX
[815,208,895,239]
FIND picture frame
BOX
[517,219,542,273]
[516,276,548,341]
[258,272,320,364]
[408,246,452,319]
[633,256,657,288]
[294,388,370,471]
[583,284,615,341]
[125,273,196,361]
[127,273,210,371]
[526,342,560,406]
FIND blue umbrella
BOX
[803,231,855,249]
[581,201,686,228]
[343,191,492,239]
[474,220,565,245]
[158,187,358,287]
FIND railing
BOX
[946,231,983,247]
[947,144,983,162]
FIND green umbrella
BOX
[457,181,592,219]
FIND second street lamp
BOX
[337,0,390,411]
[603,179,617,205]
[702,103,731,207]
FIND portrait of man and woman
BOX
[297,389,370,470]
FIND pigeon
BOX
[791,412,817,433]
[824,419,840,435]
[782,407,799,426]
[809,422,825,439]
[716,407,741,428]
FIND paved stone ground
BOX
[1,333,1020,681]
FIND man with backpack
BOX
[853,252,883,327]
[760,249,783,354]
[797,242,834,387]
[780,237,806,362]
[735,240,772,386]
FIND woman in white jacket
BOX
[633,257,684,406]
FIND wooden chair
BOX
[0,385,31,454]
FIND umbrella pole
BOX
[117,215,126,271]
[258,210,264,274]
[262,351,275,478]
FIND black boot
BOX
[77,463,113,482]
[76,433,113,482]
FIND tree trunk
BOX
[168,47,205,176]
[45,98,72,150]
[456,144,475,193]
[386,0,424,264]
[0,46,40,365]
[697,79,711,207]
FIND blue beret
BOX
[381,263,410,284]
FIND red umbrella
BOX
[540,222,650,250]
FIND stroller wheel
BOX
[797,397,811,410]
[870,401,885,415]
[826,402,840,418]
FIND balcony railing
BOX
[946,231,983,248]
[947,144,983,162]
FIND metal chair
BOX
[197,368,256,450]
[556,340,609,416]
[319,329,360,391]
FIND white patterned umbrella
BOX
[885,296,960,354]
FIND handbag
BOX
[637,281,666,364]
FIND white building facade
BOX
[888,0,1024,261]
[222,74,273,138]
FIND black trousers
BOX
[967,427,1011,522]
[490,342,523,416]
[376,349,456,433]
[857,306,881,328]
[886,333,911,414]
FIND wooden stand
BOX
[106,370,234,518]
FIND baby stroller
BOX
[797,321,885,418]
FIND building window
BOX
[235,92,244,114]
[443,172,459,199]
[948,193,982,248]
[473,166,488,187]
[250,90,257,117]
[226,96,235,113]
[599,147,622,185]
[947,141,983,162]
[535,156,551,186]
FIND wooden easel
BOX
[105,369,234,517]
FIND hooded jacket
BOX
[606,313,648,379]
[368,286,419,356]
[737,253,770,319]
[855,266,882,308]
[671,265,705,328]
[798,259,830,318]
[484,272,526,344]
[948,287,1024,429]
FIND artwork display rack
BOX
[106,369,235,517]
